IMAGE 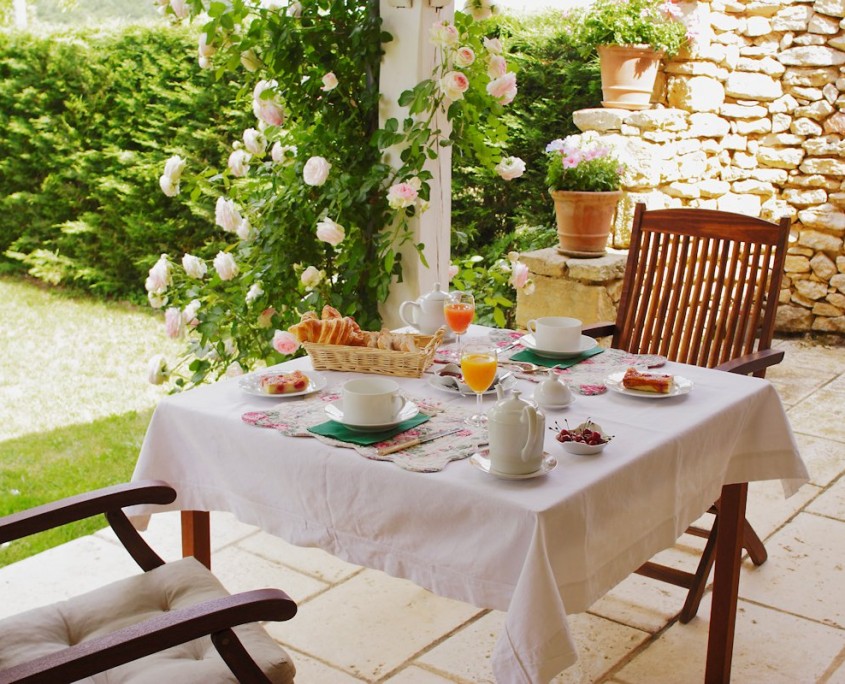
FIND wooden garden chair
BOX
[583,203,791,623]
[0,481,297,683]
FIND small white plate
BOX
[534,394,575,411]
[239,370,327,398]
[605,371,693,399]
[469,453,557,480]
[324,400,420,432]
[519,334,598,359]
[428,368,517,396]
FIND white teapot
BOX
[487,386,546,476]
[398,282,449,335]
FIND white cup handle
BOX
[392,395,407,419]
[527,319,538,334]
[399,301,420,328]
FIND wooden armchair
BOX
[584,203,790,623]
[0,481,297,683]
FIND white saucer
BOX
[519,334,597,359]
[604,371,693,399]
[469,453,557,480]
[324,400,420,432]
[533,394,575,410]
[239,370,327,398]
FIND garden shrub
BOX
[0,25,246,299]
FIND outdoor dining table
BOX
[129,326,809,683]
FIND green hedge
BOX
[0,25,246,300]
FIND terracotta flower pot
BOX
[597,44,664,111]
[549,189,623,257]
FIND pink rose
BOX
[487,55,507,79]
[300,265,324,289]
[454,46,475,68]
[448,263,459,281]
[303,156,331,186]
[429,20,459,48]
[440,71,470,101]
[316,218,345,246]
[169,0,188,19]
[321,72,339,91]
[257,307,276,328]
[228,148,251,177]
[213,251,239,281]
[510,261,529,290]
[487,72,517,105]
[253,80,285,126]
[387,182,419,209]
[272,330,301,355]
[494,156,526,181]
[164,307,184,339]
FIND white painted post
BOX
[13,0,28,28]
[379,0,454,328]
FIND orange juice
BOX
[444,302,474,334]
[461,353,497,393]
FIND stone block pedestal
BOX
[515,248,628,328]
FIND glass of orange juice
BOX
[460,341,498,426]
[443,291,475,360]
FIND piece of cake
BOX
[260,370,310,395]
[621,366,674,394]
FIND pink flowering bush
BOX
[147,0,519,389]
[545,131,623,193]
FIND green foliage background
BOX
[0,24,246,299]
[0,10,601,316]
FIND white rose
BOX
[163,155,185,181]
[321,72,339,92]
[487,55,507,79]
[242,128,266,156]
[240,49,262,72]
[467,0,496,21]
[169,0,188,19]
[271,143,297,165]
[246,283,264,304]
[225,361,245,377]
[252,80,285,127]
[215,197,243,233]
[181,253,207,279]
[213,251,239,281]
[146,354,169,385]
[316,218,345,246]
[148,291,167,309]
[228,149,251,177]
[429,20,459,48]
[287,1,302,17]
[183,299,201,327]
[303,156,331,186]
[300,265,324,290]
[494,156,526,181]
[145,254,171,294]
[236,218,256,242]
[483,36,503,54]
[439,71,470,101]
[159,174,179,197]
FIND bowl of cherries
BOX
[552,419,612,455]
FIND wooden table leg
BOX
[705,482,747,684]
[181,510,211,569]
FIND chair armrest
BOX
[582,321,617,338]
[715,348,784,376]
[0,588,297,684]
[0,481,175,544]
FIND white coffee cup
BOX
[526,316,582,353]
[341,377,407,425]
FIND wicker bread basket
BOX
[303,327,445,378]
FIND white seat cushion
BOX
[0,556,295,683]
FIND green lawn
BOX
[0,276,180,567]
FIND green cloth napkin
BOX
[308,412,430,446]
[509,345,605,369]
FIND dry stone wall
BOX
[572,0,845,334]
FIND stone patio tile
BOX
[794,433,845,488]
[806,475,845,521]
[413,608,649,684]
[264,568,482,681]
[773,338,845,374]
[0,535,141,618]
[211,544,329,603]
[827,653,845,684]
[739,512,845,628]
[384,665,463,683]
[765,361,834,407]
[95,509,260,562]
[788,386,845,444]
[238,530,362,584]
[610,599,845,683]
[745,479,819,540]
[588,572,688,634]
[284,649,368,683]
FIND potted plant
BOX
[577,0,690,110]
[545,132,623,257]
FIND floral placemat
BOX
[242,388,485,472]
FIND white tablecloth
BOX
[131,339,808,683]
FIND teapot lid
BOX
[419,281,449,303]
[489,389,535,423]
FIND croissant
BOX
[288,309,363,345]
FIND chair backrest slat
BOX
[612,205,790,370]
